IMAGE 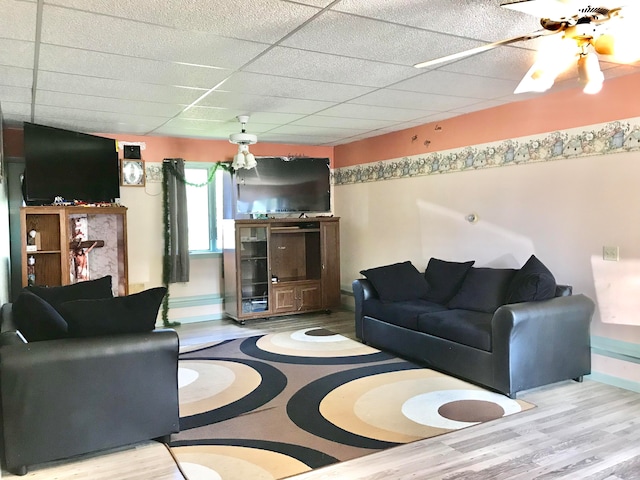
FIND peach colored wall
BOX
[335,72,640,168]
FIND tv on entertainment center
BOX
[22,122,120,205]
[231,156,331,217]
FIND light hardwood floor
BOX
[5,310,640,480]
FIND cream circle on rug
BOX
[256,328,380,357]
[401,389,522,430]
[320,369,530,444]
[179,462,222,480]
[173,445,310,480]
[178,360,262,418]
[178,367,199,388]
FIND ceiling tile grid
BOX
[0,0,638,145]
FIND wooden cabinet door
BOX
[299,283,321,311]
[320,220,341,308]
[273,286,296,314]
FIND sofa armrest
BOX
[0,329,180,472]
[491,294,595,396]
[352,279,379,340]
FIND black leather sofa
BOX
[353,257,595,398]
[0,279,180,475]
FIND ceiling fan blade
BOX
[414,31,550,69]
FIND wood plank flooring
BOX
[4,310,640,479]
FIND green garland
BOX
[161,161,233,327]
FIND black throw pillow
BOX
[506,255,557,304]
[27,275,113,313]
[448,267,517,313]
[12,290,68,342]
[59,287,167,338]
[360,261,430,303]
[423,258,475,304]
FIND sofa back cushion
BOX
[12,290,69,342]
[506,255,557,303]
[59,287,167,337]
[447,267,517,313]
[26,275,114,313]
[360,261,430,303]
[422,258,475,304]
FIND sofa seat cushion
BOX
[417,309,493,351]
[363,298,448,331]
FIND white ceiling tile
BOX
[1,0,37,41]
[0,85,32,103]
[316,103,438,122]
[281,10,487,66]
[175,106,236,122]
[0,66,33,88]
[47,0,322,43]
[40,5,270,68]
[196,91,333,115]
[222,72,375,102]
[350,89,481,112]
[267,124,369,137]
[258,132,345,145]
[0,39,35,69]
[291,115,402,130]
[36,71,206,104]
[34,105,168,130]
[0,101,31,118]
[35,90,185,117]
[38,45,232,89]
[244,46,420,87]
[393,70,519,99]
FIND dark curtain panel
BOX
[163,158,189,283]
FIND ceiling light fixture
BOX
[229,115,257,170]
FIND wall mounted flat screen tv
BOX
[234,157,331,215]
[23,122,120,205]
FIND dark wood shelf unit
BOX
[223,217,340,323]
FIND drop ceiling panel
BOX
[38,45,232,89]
[1,0,37,41]
[35,90,185,118]
[0,85,31,104]
[33,105,166,133]
[244,46,420,87]
[36,71,207,104]
[196,91,333,115]
[290,115,399,130]
[0,66,34,88]
[0,39,35,69]
[41,5,269,68]
[350,88,482,112]
[222,72,375,103]
[281,10,487,66]
[47,0,322,43]
[315,103,436,123]
[392,70,519,99]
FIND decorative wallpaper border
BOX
[333,118,640,186]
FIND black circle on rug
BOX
[179,357,287,431]
[240,330,395,365]
[170,438,338,470]
[287,361,422,449]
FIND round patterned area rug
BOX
[170,328,534,480]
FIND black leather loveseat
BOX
[353,256,595,398]
[0,277,180,475]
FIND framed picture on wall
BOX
[121,159,145,187]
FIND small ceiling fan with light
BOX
[414,0,640,95]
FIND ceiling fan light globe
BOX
[594,34,615,56]
[244,153,257,169]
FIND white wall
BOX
[335,151,640,389]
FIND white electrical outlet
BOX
[603,246,619,261]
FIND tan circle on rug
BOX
[178,361,262,417]
[256,328,380,357]
[320,369,530,444]
[172,445,310,480]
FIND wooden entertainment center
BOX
[222,217,340,323]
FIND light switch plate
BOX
[603,246,619,261]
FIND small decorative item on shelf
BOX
[26,229,41,252]
[27,256,36,286]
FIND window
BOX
[184,164,224,253]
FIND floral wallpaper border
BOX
[333,118,640,186]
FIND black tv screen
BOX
[23,122,120,205]
[235,157,331,215]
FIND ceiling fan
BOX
[414,0,640,95]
